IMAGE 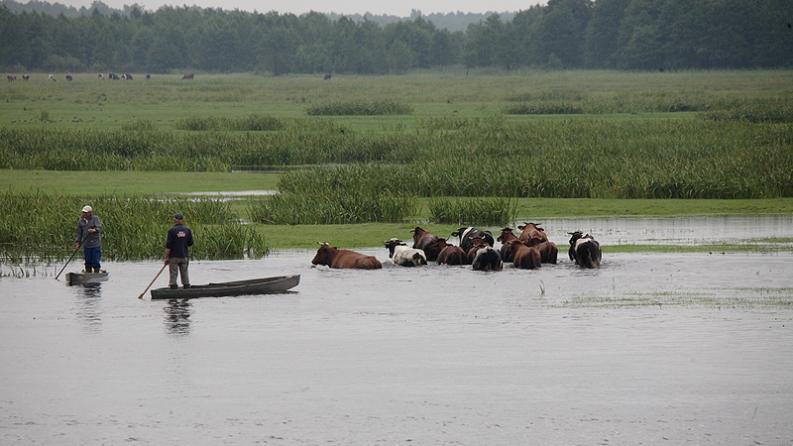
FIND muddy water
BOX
[1,219,793,445]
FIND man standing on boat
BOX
[164,213,193,289]
[75,205,103,273]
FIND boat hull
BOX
[150,274,300,299]
[66,271,109,286]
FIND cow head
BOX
[384,238,407,258]
[497,227,517,243]
[311,242,336,266]
[568,231,584,246]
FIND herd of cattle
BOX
[311,223,603,271]
[6,73,195,82]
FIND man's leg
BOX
[168,259,179,288]
[83,247,91,272]
[178,258,190,288]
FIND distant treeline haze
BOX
[1,0,791,73]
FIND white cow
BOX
[384,238,427,267]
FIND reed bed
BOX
[0,192,267,263]
[306,100,413,116]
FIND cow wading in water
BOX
[312,243,382,269]
[410,226,448,262]
[384,238,427,267]
[568,231,602,269]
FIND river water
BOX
[1,216,792,445]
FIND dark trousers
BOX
[83,246,101,272]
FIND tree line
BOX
[1,0,791,74]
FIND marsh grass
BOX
[0,192,267,263]
[306,100,412,116]
[428,198,517,225]
[505,102,584,115]
[248,190,417,225]
[176,114,283,131]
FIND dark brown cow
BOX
[496,227,520,262]
[182,73,194,80]
[323,73,332,80]
[65,74,73,81]
[311,243,382,269]
[411,226,446,262]
[517,222,548,246]
[437,243,466,265]
[506,240,541,270]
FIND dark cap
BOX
[173,213,184,220]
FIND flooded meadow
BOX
[1,216,792,445]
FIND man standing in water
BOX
[164,213,193,289]
[75,205,103,273]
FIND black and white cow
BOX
[568,231,602,269]
[452,226,495,253]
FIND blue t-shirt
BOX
[166,224,193,258]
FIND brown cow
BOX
[182,73,194,80]
[496,227,520,262]
[506,240,541,270]
[534,240,558,264]
[311,243,382,269]
[411,226,447,261]
[437,243,466,265]
[517,222,548,246]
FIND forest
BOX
[1,0,791,74]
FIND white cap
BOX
[81,205,92,213]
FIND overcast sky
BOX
[55,0,547,15]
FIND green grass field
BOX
[1,70,792,257]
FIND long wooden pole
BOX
[137,263,168,300]
[54,245,81,281]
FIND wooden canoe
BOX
[66,271,109,286]
[149,274,300,300]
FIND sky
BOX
[53,0,547,15]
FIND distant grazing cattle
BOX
[496,227,520,262]
[452,226,495,252]
[108,72,120,80]
[311,243,382,269]
[468,237,502,271]
[323,73,332,80]
[517,222,548,246]
[568,231,602,269]
[436,242,466,265]
[6,75,16,82]
[182,73,194,80]
[411,226,447,262]
[506,240,541,270]
[65,74,73,81]
[384,238,427,267]
[22,74,29,81]
[121,73,133,80]
[97,73,104,79]
[48,74,56,81]
[145,74,151,80]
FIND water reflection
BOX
[73,284,102,333]
[163,299,192,335]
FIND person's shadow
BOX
[163,299,192,335]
